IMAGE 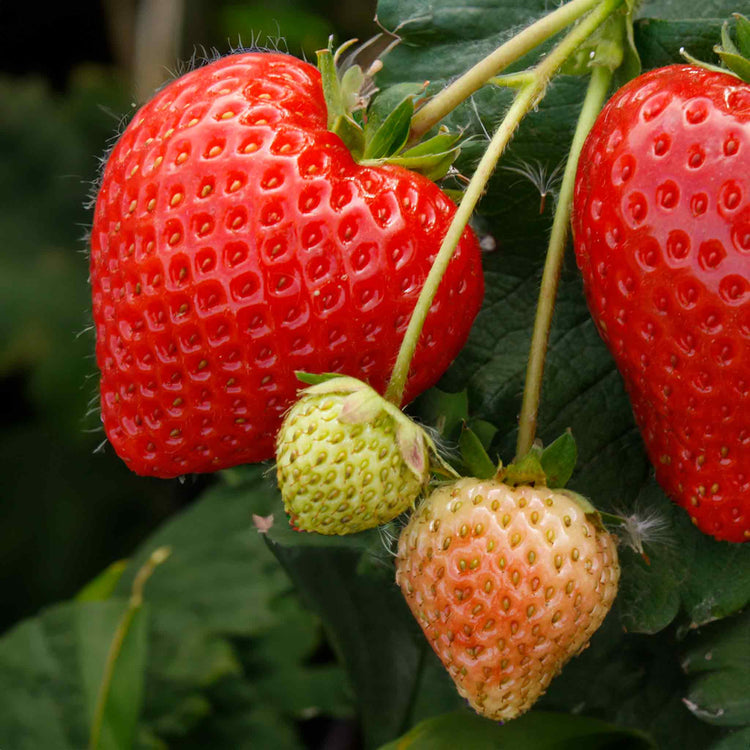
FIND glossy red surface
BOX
[91,53,484,477]
[572,65,750,542]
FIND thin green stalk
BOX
[515,63,614,459]
[408,0,604,144]
[88,547,171,750]
[385,0,625,406]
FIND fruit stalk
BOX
[408,0,607,145]
[385,0,626,407]
[88,547,170,750]
[515,63,615,458]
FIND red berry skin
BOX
[90,53,483,478]
[572,65,750,543]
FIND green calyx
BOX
[561,3,640,83]
[682,13,750,82]
[495,431,578,490]
[315,38,463,180]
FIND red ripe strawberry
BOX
[396,478,620,721]
[90,52,483,478]
[572,65,750,543]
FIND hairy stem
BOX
[385,0,624,407]
[515,63,614,459]
[408,0,605,144]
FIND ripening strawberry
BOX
[90,52,483,478]
[396,478,620,721]
[276,376,432,534]
[572,65,750,542]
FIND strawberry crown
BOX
[315,38,464,181]
[682,13,750,83]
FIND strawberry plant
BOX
[1,1,750,749]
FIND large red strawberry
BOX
[396,478,620,720]
[90,52,483,478]
[572,65,750,542]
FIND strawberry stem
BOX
[385,0,626,407]
[515,62,614,460]
[407,0,607,145]
[88,547,171,750]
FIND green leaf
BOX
[715,48,750,81]
[540,431,577,489]
[378,710,656,749]
[363,96,414,159]
[265,534,419,747]
[682,610,750,728]
[410,388,469,442]
[468,418,498,450]
[458,424,497,479]
[711,727,750,750]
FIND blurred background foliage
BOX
[0,0,377,633]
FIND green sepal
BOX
[561,6,640,84]
[682,14,750,83]
[500,447,547,487]
[539,430,577,489]
[316,43,366,159]
[331,114,366,160]
[714,16,750,81]
[379,149,460,181]
[363,96,414,160]
[368,129,463,180]
[399,131,462,158]
[735,13,750,56]
[557,489,597,516]
[295,371,348,386]
[458,424,497,480]
[365,82,426,136]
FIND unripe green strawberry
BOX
[276,376,434,534]
[396,477,619,721]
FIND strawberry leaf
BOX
[411,388,469,441]
[379,710,656,749]
[682,609,750,728]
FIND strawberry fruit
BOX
[90,52,483,478]
[572,65,750,542]
[396,478,620,721]
[276,376,432,534]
